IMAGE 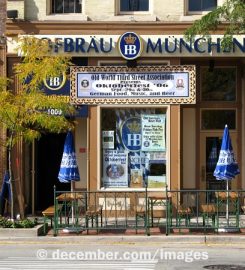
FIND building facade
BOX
[2,0,245,214]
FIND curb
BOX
[0,235,244,245]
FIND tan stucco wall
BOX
[7,0,24,20]
[19,0,210,22]
[75,118,88,190]
[182,108,196,189]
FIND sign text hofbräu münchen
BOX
[14,35,245,57]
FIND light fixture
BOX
[7,10,18,20]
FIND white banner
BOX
[76,72,189,99]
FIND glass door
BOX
[200,132,238,202]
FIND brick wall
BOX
[0,0,6,36]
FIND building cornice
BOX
[5,20,228,35]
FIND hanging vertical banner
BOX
[103,150,128,187]
[141,114,166,151]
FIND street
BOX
[0,236,244,270]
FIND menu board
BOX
[141,114,166,151]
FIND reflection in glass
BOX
[202,110,236,130]
[201,68,236,101]
[206,137,228,202]
[120,0,149,11]
[189,0,217,11]
[101,108,167,189]
[52,0,82,13]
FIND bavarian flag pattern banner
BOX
[58,131,80,183]
[116,109,155,187]
[213,125,240,180]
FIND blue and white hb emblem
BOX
[120,117,141,151]
[43,72,66,91]
[118,32,143,60]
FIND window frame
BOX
[200,108,237,131]
[200,66,237,102]
[49,0,82,14]
[116,0,152,15]
[98,105,170,191]
[186,0,220,15]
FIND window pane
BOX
[52,0,81,13]
[75,0,82,13]
[201,68,236,101]
[189,0,201,11]
[101,108,167,188]
[120,0,149,11]
[64,0,74,13]
[202,0,217,11]
[201,110,236,130]
[52,0,63,13]
[189,0,217,11]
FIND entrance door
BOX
[35,133,70,212]
[200,131,238,201]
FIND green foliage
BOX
[0,36,76,221]
[0,216,37,228]
[15,37,72,93]
[0,36,75,148]
[185,0,245,47]
[0,216,13,228]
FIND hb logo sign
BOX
[118,32,143,60]
[121,117,142,151]
[43,73,66,91]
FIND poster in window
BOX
[147,175,166,188]
[130,169,143,188]
[141,114,166,151]
[103,150,128,188]
[102,131,114,149]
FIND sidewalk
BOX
[0,233,245,246]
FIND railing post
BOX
[145,179,149,236]
[53,185,57,236]
[165,185,169,236]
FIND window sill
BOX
[44,14,88,21]
[111,14,156,21]
[180,14,208,21]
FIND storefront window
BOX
[201,67,236,101]
[101,108,167,189]
[201,110,236,130]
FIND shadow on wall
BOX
[25,0,39,21]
